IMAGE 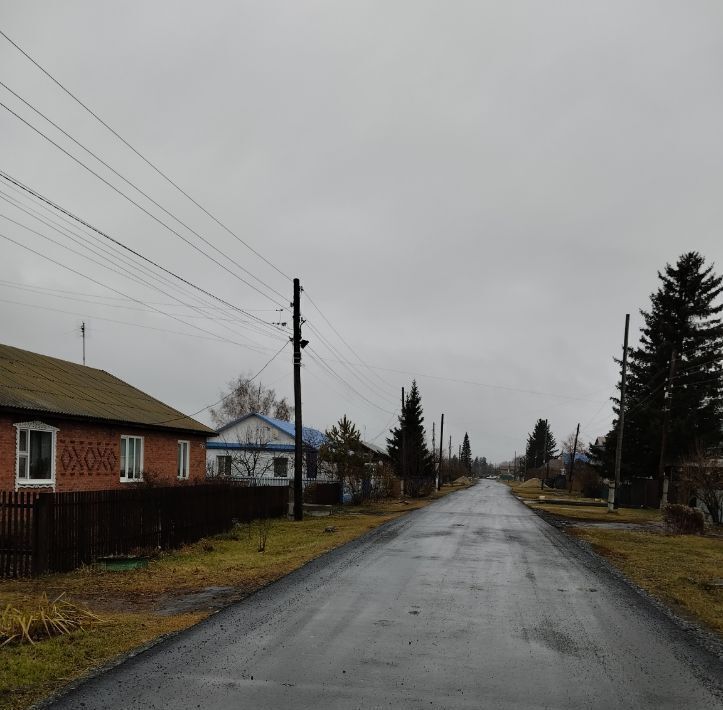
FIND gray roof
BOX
[0,343,213,435]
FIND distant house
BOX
[360,440,390,466]
[206,413,327,481]
[0,343,213,492]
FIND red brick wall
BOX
[0,414,207,492]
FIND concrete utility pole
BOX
[514,451,517,481]
[81,321,86,366]
[292,278,306,521]
[438,414,444,490]
[612,314,630,510]
[568,423,580,494]
[658,349,677,508]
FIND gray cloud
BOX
[1,0,722,460]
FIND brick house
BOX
[0,343,214,492]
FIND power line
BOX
[153,340,290,425]
[305,346,395,415]
[0,228,285,354]
[304,290,396,391]
[0,79,289,308]
[304,321,399,406]
[0,28,291,282]
[0,170,288,338]
[0,294,274,351]
[0,101,289,311]
[0,204,281,351]
[0,188,284,345]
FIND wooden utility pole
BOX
[81,321,86,366]
[438,414,444,490]
[568,423,580,493]
[658,349,677,507]
[401,387,406,480]
[448,436,452,480]
[432,421,436,474]
[541,420,548,491]
[612,314,630,508]
[292,278,304,521]
[513,451,517,481]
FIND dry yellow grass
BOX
[0,485,469,710]
[570,528,723,635]
[505,480,603,503]
[529,503,662,525]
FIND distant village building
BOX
[206,412,327,481]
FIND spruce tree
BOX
[460,433,472,472]
[605,252,723,478]
[525,419,557,469]
[387,381,435,479]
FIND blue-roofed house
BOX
[205,413,328,481]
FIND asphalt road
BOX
[50,480,722,709]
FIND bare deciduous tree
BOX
[680,449,723,524]
[209,375,293,428]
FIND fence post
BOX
[32,495,51,576]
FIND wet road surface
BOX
[50,480,722,709]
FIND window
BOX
[216,455,232,477]
[15,422,57,485]
[177,441,190,479]
[273,457,288,477]
[120,436,143,481]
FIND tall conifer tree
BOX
[525,419,557,469]
[460,433,472,472]
[605,252,723,477]
[387,381,435,478]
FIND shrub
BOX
[581,479,606,499]
[663,504,705,535]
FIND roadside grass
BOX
[528,503,662,525]
[503,481,661,524]
[504,480,603,504]
[0,484,469,710]
[570,527,723,635]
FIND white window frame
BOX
[273,456,288,478]
[14,421,58,488]
[178,440,190,479]
[120,435,144,482]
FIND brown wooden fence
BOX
[0,490,36,578]
[0,484,288,578]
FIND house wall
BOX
[0,413,207,492]
[206,414,330,481]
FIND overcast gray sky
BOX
[2,1,722,461]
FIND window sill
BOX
[120,478,143,484]
[16,480,54,488]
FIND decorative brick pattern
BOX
[0,414,207,492]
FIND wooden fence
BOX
[0,490,35,578]
[0,484,288,578]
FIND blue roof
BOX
[216,412,326,450]
[562,451,590,465]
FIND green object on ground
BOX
[97,557,149,571]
